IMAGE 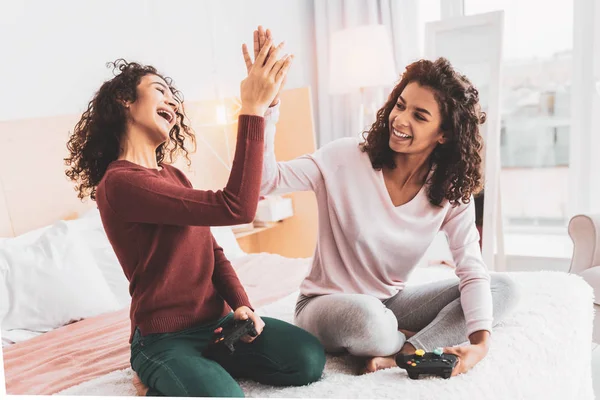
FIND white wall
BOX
[0,0,316,121]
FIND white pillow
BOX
[0,220,121,333]
[0,224,51,247]
[1,328,43,346]
[64,208,131,307]
[211,226,247,260]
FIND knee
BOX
[347,297,402,355]
[355,297,398,334]
[288,333,326,385]
[492,274,520,315]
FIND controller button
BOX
[433,347,443,356]
[406,361,412,365]
[411,363,417,367]
[415,349,425,357]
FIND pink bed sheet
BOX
[3,253,311,395]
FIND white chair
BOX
[568,213,600,343]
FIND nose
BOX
[393,115,409,129]
[166,99,179,114]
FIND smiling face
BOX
[388,82,446,156]
[125,74,179,145]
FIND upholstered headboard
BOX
[0,87,318,257]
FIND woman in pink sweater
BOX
[251,29,519,377]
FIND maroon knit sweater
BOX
[95,115,264,342]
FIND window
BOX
[465,0,574,230]
[418,0,441,57]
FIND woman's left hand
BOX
[233,306,265,343]
[243,25,287,107]
[442,343,488,376]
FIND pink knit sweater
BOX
[261,104,492,336]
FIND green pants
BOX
[130,313,326,397]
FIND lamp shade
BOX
[329,24,397,94]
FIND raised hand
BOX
[239,36,293,117]
[242,26,290,107]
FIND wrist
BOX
[240,105,266,117]
[235,305,253,314]
[469,330,491,351]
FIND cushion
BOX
[0,224,51,247]
[0,220,121,333]
[64,208,131,307]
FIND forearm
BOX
[259,106,324,195]
[213,261,253,310]
[457,263,493,336]
[220,115,265,222]
[260,115,280,195]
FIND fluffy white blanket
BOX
[57,269,595,399]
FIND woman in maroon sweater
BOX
[64,40,325,397]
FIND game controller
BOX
[396,347,458,379]
[203,318,258,357]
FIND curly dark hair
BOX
[360,57,486,207]
[65,59,195,201]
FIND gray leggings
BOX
[294,273,519,357]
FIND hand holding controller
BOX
[204,319,258,357]
[396,347,458,379]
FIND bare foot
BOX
[360,355,397,375]
[133,372,149,396]
[359,332,418,375]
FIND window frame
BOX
[444,0,598,231]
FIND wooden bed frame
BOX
[0,87,318,258]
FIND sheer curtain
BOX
[312,0,421,146]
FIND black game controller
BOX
[204,318,258,356]
[396,348,458,379]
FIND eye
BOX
[396,102,405,110]
[156,87,165,94]
[414,113,426,121]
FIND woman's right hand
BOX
[239,38,293,117]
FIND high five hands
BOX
[242,26,293,110]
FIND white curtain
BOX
[312,0,421,146]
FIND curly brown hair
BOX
[360,57,486,207]
[65,59,195,201]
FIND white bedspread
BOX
[57,268,595,399]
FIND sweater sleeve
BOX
[211,236,253,311]
[441,198,493,337]
[260,103,324,196]
[103,115,264,227]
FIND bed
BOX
[0,88,595,399]
[3,242,595,399]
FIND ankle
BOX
[399,342,416,355]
